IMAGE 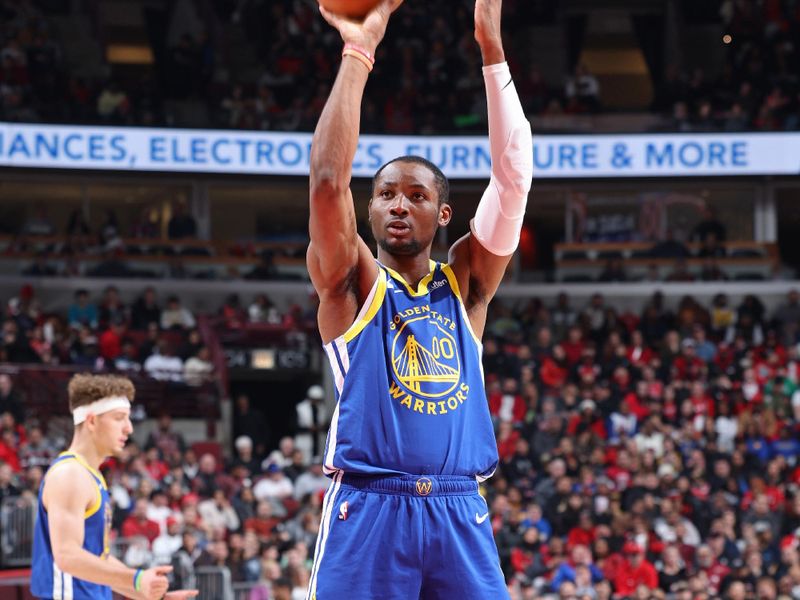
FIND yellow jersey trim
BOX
[343,270,387,343]
[382,260,437,297]
[51,452,106,518]
[441,263,482,346]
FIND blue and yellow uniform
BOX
[31,452,113,600]
[308,261,509,599]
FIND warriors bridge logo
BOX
[388,307,470,416]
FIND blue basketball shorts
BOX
[305,473,510,600]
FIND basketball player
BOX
[306,0,531,597]
[31,374,197,600]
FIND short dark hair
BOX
[372,156,449,205]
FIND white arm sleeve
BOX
[471,62,533,256]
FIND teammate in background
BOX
[31,374,197,600]
[306,0,532,597]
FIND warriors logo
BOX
[391,315,460,399]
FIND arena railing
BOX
[195,566,234,600]
[232,582,265,600]
[554,241,778,282]
[0,496,36,568]
[110,536,153,569]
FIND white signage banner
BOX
[1,122,799,179]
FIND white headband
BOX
[73,396,131,425]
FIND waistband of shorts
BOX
[340,474,478,496]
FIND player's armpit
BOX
[307,186,361,293]
[309,237,379,344]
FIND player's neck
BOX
[68,435,107,470]
[377,250,433,287]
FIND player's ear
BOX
[84,413,97,431]
[438,203,452,227]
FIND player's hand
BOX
[164,591,199,599]
[140,566,171,600]
[319,0,403,54]
[474,0,504,63]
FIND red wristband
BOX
[343,43,376,65]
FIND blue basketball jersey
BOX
[321,260,498,479]
[31,452,113,600]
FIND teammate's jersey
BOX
[31,452,113,600]
[321,260,498,479]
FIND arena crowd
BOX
[2,288,800,598]
[2,0,800,133]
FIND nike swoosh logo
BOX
[476,512,490,524]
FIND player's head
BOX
[68,373,134,456]
[369,156,451,257]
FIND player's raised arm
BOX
[307,0,402,337]
[448,0,533,322]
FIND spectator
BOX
[99,317,127,362]
[18,425,54,469]
[121,497,161,545]
[0,461,20,500]
[143,340,184,382]
[489,378,527,425]
[564,64,601,112]
[98,286,127,328]
[171,529,206,590]
[115,341,142,372]
[167,201,197,239]
[197,488,240,535]
[248,294,282,324]
[774,289,800,345]
[231,436,261,478]
[145,414,186,461]
[253,463,294,505]
[607,399,637,444]
[293,461,327,501]
[67,289,98,329]
[131,287,161,331]
[271,578,292,600]
[96,82,130,122]
[264,437,296,470]
[21,204,56,236]
[295,385,328,461]
[184,346,214,387]
[160,296,196,331]
[614,541,658,596]
[193,453,222,499]
[244,500,281,542]
[233,395,271,459]
[0,373,24,424]
[550,543,603,589]
[152,516,183,565]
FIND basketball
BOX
[318,0,382,19]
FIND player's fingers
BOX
[318,5,341,27]
[154,565,173,575]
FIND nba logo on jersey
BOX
[338,501,349,521]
